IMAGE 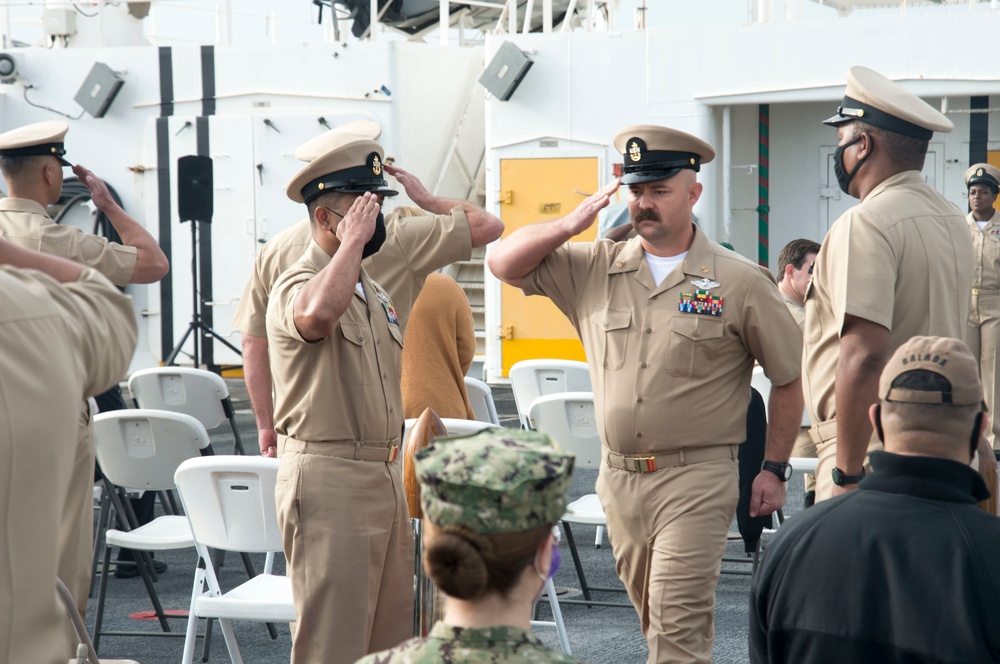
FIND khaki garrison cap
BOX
[292,119,382,162]
[613,124,716,185]
[285,133,398,204]
[879,336,984,407]
[965,163,1000,192]
[0,120,72,166]
[415,429,575,535]
[823,66,953,140]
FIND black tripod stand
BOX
[165,155,240,367]
[164,217,241,367]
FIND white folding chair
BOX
[128,367,247,455]
[463,377,501,425]
[92,410,211,650]
[529,528,572,654]
[439,418,498,437]
[509,359,592,430]
[528,392,628,608]
[174,456,294,664]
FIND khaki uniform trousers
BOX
[813,424,883,502]
[596,448,739,664]
[57,403,95,622]
[276,441,414,664]
[791,426,816,494]
[968,289,1000,448]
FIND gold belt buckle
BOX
[631,456,657,473]
[973,288,982,296]
[388,445,399,462]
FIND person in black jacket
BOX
[751,335,1000,664]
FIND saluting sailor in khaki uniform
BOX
[0,121,169,623]
[803,66,973,502]
[267,136,414,664]
[965,163,1000,451]
[488,125,803,664]
[0,241,136,664]
[232,122,502,457]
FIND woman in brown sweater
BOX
[401,272,476,419]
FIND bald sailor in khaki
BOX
[488,125,803,664]
[231,121,502,458]
[0,120,169,622]
[965,163,1000,450]
[803,66,973,501]
[267,136,413,664]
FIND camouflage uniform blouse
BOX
[355,622,581,663]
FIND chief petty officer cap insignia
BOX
[0,120,72,167]
[286,133,398,205]
[822,66,953,140]
[613,124,716,186]
[965,163,1000,192]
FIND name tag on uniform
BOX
[679,289,723,316]
[376,290,400,325]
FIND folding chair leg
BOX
[218,618,245,664]
[89,490,112,598]
[237,552,279,640]
[92,545,112,651]
[560,522,593,603]
[134,551,172,632]
[182,565,206,664]
[594,525,604,549]
[546,577,571,655]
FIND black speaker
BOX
[177,155,213,223]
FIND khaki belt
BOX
[605,444,737,473]
[280,435,400,462]
[973,287,999,296]
[808,418,837,446]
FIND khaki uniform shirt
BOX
[355,623,581,664]
[804,171,973,425]
[1,267,136,664]
[266,240,404,443]
[968,210,1000,293]
[522,225,801,454]
[781,291,806,332]
[232,208,472,338]
[0,198,137,287]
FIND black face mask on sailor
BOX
[832,134,868,196]
[362,212,387,259]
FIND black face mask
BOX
[362,212,387,259]
[833,134,867,196]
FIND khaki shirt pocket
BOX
[667,315,725,378]
[594,307,632,371]
[339,321,370,385]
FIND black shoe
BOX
[114,559,167,579]
[803,491,816,509]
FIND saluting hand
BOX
[72,164,120,213]
[383,163,431,208]
[563,179,620,236]
[335,191,379,250]
[749,470,787,517]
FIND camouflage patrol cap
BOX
[415,429,575,535]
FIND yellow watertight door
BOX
[990,151,1000,214]
[498,157,599,377]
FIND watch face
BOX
[763,461,792,481]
